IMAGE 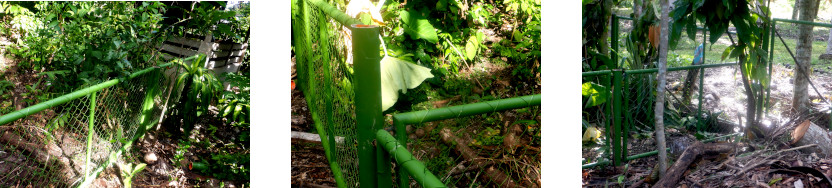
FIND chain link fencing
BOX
[293,0,360,187]
[0,63,180,187]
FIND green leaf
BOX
[721,45,734,61]
[465,35,479,60]
[582,82,608,107]
[233,105,242,120]
[729,45,742,59]
[437,0,447,11]
[709,23,726,44]
[380,56,434,111]
[685,16,697,42]
[399,9,439,43]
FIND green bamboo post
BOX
[352,24,382,188]
[394,120,410,188]
[376,130,446,188]
[392,94,541,124]
[84,91,96,181]
[767,20,775,115]
[698,30,706,131]
[605,73,612,167]
[623,73,630,158]
[611,16,619,69]
[612,70,623,166]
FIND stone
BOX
[415,128,425,138]
[144,152,158,164]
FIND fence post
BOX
[85,91,96,181]
[612,69,623,166]
[697,30,706,131]
[352,24,383,188]
[394,120,410,187]
[611,16,619,68]
[767,20,776,115]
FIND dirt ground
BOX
[583,63,832,187]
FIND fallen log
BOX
[792,121,832,157]
[653,141,735,187]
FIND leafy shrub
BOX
[169,54,222,137]
[217,72,250,127]
[6,2,167,93]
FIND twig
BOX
[626,179,645,188]
[444,36,472,72]
[734,144,814,176]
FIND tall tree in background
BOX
[793,0,803,20]
[793,0,820,116]
[654,0,670,178]
[824,12,832,55]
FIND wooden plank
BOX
[210,50,245,58]
[160,53,176,61]
[161,44,197,57]
[210,56,243,63]
[165,37,202,49]
[214,43,246,51]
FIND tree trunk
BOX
[600,0,618,57]
[654,0,671,178]
[634,0,642,19]
[794,0,820,116]
[826,13,832,54]
[681,66,700,104]
[793,0,802,20]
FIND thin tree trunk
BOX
[793,0,802,20]
[826,14,832,54]
[655,0,670,178]
[794,0,819,116]
[634,0,642,19]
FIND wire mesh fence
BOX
[293,0,359,187]
[0,64,178,187]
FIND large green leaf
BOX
[380,56,434,111]
[582,82,608,108]
[399,9,438,43]
[465,34,480,60]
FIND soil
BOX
[131,109,249,187]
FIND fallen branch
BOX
[291,131,344,144]
[736,144,816,176]
[654,141,736,187]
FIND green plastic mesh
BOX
[0,66,178,187]
[293,0,359,187]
